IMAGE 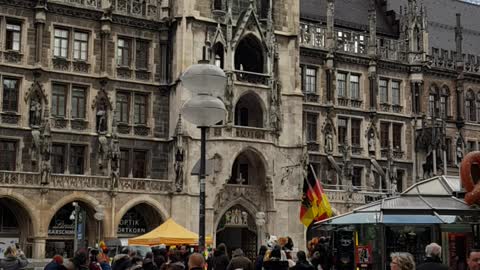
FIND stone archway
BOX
[46,201,98,258]
[116,203,164,239]
[234,92,265,128]
[234,34,265,73]
[229,148,267,185]
[215,205,258,261]
[0,197,35,258]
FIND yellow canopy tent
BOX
[128,218,212,246]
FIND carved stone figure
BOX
[31,128,41,164]
[174,148,184,192]
[98,135,109,171]
[29,98,42,127]
[96,103,108,133]
[110,132,121,189]
[40,118,52,185]
[325,130,334,154]
[368,132,376,154]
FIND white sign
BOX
[0,238,19,259]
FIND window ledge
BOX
[0,112,20,125]
[71,119,88,131]
[3,50,23,63]
[72,60,90,73]
[134,125,150,136]
[117,123,132,134]
[117,67,133,79]
[53,117,68,129]
[52,57,71,71]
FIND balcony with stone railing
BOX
[324,188,388,206]
[300,22,409,62]
[209,125,274,142]
[48,0,170,21]
[0,171,172,194]
[234,70,270,86]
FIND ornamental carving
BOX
[117,67,132,79]
[135,70,150,81]
[134,125,150,136]
[215,184,262,212]
[52,58,70,71]
[73,61,90,73]
[117,124,131,134]
[53,118,68,129]
[1,113,20,125]
[71,119,88,130]
[3,51,23,63]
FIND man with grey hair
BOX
[417,243,448,270]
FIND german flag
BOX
[300,168,333,227]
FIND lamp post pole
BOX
[199,126,207,252]
[180,62,227,253]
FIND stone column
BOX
[34,3,47,65]
[32,238,46,259]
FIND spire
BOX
[455,13,463,62]
[174,114,184,137]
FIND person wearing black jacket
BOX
[254,246,267,270]
[293,251,314,270]
[417,243,448,270]
[207,243,229,270]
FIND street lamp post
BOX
[69,202,80,253]
[181,64,227,252]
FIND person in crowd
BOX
[72,249,90,270]
[89,249,102,270]
[143,252,158,270]
[179,246,189,267]
[467,249,480,270]
[111,248,131,270]
[207,243,229,270]
[97,251,112,270]
[390,252,415,270]
[152,247,167,268]
[417,243,448,270]
[164,262,185,270]
[64,260,75,270]
[44,255,64,270]
[0,246,29,270]
[187,253,204,270]
[262,245,289,270]
[226,249,253,270]
[130,256,144,270]
[292,251,314,270]
[254,246,267,270]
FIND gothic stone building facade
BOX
[300,0,480,214]
[0,0,305,260]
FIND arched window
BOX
[466,90,476,122]
[440,86,450,119]
[429,85,440,118]
[232,0,250,17]
[234,92,264,127]
[229,149,266,185]
[477,92,480,122]
[213,42,224,69]
[234,35,264,73]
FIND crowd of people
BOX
[0,240,479,270]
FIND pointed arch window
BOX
[428,85,440,118]
[466,90,476,122]
[440,86,450,119]
[234,35,264,73]
[213,43,224,69]
[234,92,264,128]
[213,0,223,10]
[477,92,480,122]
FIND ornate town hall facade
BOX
[1,0,480,259]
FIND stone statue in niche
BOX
[174,148,184,192]
[29,97,42,127]
[324,129,334,154]
[96,102,108,134]
[368,131,376,154]
[40,121,52,185]
[31,128,41,165]
[98,135,109,172]
[456,136,464,168]
[110,132,121,189]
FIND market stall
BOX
[311,176,480,270]
[128,218,212,246]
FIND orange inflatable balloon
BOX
[460,151,480,205]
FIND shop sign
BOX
[118,212,147,235]
[48,220,75,235]
[356,245,373,265]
